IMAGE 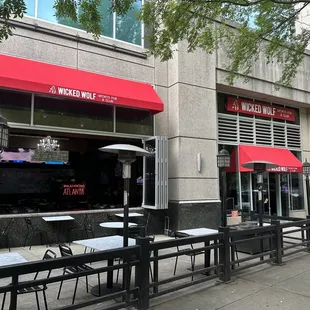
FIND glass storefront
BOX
[218,92,304,216]
[219,150,305,216]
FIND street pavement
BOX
[151,252,310,310]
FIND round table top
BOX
[100,221,137,228]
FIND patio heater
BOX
[217,147,231,227]
[0,113,9,153]
[242,161,278,226]
[302,159,310,216]
[98,144,150,247]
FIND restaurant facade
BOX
[0,1,310,235]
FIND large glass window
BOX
[34,95,113,132]
[0,89,31,124]
[116,0,142,45]
[24,0,35,17]
[26,0,142,46]
[116,107,153,135]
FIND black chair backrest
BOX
[129,225,146,238]
[24,218,34,231]
[59,244,80,272]
[107,214,114,221]
[83,214,92,228]
[174,232,189,239]
[34,249,57,280]
[59,244,73,258]
[1,218,14,235]
[145,213,151,233]
[174,232,192,251]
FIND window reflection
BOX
[34,95,113,132]
[116,107,153,135]
[25,0,142,46]
[116,0,142,45]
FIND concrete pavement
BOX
[151,252,310,310]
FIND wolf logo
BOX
[232,99,239,111]
[49,86,56,94]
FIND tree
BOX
[3,0,310,86]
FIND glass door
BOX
[269,173,277,215]
[280,173,290,216]
[251,172,269,214]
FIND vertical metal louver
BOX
[218,115,238,143]
[273,123,286,147]
[239,117,254,144]
[286,125,301,149]
[255,121,272,146]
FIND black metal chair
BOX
[142,213,155,242]
[173,232,204,281]
[24,218,48,250]
[69,215,95,245]
[0,219,14,252]
[57,244,101,304]
[1,249,56,310]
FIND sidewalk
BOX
[151,252,310,310]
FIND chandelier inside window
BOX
[37,136,60,152]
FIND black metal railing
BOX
[0,246,140,310]
[2,216,310,310]
[147,233,223,300]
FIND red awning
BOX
[227,145,302,173]
[0,54,164,113]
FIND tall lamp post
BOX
[302,159,310,216]
[242,161,278,226]
[98,144,150,247]
[217,148,231,227]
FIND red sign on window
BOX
[226,97,295,122]
[62,184,85,196]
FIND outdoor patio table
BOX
[177,228,219,274]
[42,216,74,244]
[100,222,137,229]
[115,213,144,218]
[73,236,136,297]
[0,252,27,267]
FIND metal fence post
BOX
[9,275,18,310]
[219,226,231,282]
[136,237,150,310]
[306,216,310,252]
[271,220,282,265]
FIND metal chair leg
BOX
[1,292,6,310]
[234,246,240,267]
[35,291,40,310]
[85,276,89,293]
[24,232,29,248]
[43,290,48,310]
[40,232,43,246]
[116,259,121,283]
[191,256,195,281]
[72,278,79,305]
[97,274,101,296]
[173,256,178,275]
[57,270,65,299]
[5,235,10,252]
[149,264,154,282]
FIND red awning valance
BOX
[0,54,164,113]
[227,145,302,173]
